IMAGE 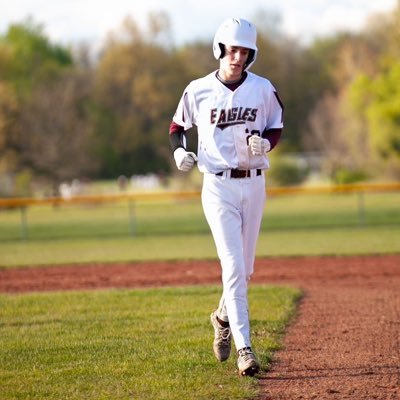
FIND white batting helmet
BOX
[213,18,258,70]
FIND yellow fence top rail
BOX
[0,182,399,209]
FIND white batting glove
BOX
[173,147,198,171]
[248,135,271,156]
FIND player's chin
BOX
[229,65,244,76]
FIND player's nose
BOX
[237,51,247,62]
[235,51,242,60]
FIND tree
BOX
[346,4,400,178]
[18,68,98,189]
[93,13,188,177]
[0,19,101,195]
[304,2,400,180]
[0,81,19,175]
[350,62,400,177]
[0,18,72,96]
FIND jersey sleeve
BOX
[263,128,282,150]
[172,85,195,131]
[169,122,185,153]
[265,84,284,130]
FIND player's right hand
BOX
[174,148,198,171]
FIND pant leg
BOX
[242,174,266,279]
[217,296,229,322]
[202,174,250,350]
[216,174,266,327]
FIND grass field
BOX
[0,190,399,399]
[0,285,301,400]
[0,191,399,267]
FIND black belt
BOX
[216,169,262,178]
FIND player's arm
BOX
[169,121,185,152]
[264,89,284,150]
[262,128,282,151]
[249,88,284,156]
[169,121,197,171]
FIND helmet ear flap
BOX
[245,49,255,68]
[218,43,225,59]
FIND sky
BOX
[0,0,398,50]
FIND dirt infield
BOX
[1,254,399,399]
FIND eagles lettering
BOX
[210,107,258,130]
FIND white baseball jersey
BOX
[173,70,284,174]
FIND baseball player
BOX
[169,17,284,376]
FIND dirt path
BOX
[257,256,400,400]
[1,255,399,399]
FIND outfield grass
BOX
[0,225,399,268]
[0,285,301,400]
[0,190,397,399]
[0,192,399,268]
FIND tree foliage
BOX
[350,62,400,175]
[346,5,400,178]
[0,81,19,173]
[305,3,400,180]
[0,18,72,95]
[19,68,98,186]
[93,14,189,177]
[1,5,400,195]
[0,19,94,194]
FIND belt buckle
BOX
[231,169,248,178]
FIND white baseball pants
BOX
[201,171,266,350]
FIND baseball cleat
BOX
[210,311,232,361]
[237,347,260,376]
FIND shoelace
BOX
[217,326,231,344]
[238,348,253,361]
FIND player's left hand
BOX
[248,135,271,156]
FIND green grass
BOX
[0,190,396,399]
[1,192,399,240]
[0,225,399,268]
[0,285,301,400]
[1,189,396,400]
[0,192,399,268]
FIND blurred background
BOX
[0,0,399,198]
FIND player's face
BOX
[219,45,250,81]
